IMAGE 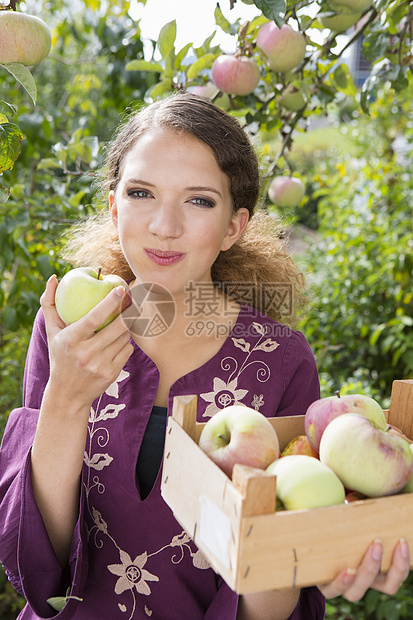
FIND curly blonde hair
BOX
[61,93,307,324]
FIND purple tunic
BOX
[0,305,325,619]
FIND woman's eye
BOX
[190,197,215,208]
[127,189,151,199]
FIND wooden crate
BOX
[161,380,413,594]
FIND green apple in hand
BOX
[55,267,128,330]
[266,454,345,510]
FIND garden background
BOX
[0,0,412,617]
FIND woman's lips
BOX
[144,248,185,266]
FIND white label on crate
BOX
[199,495,231,569]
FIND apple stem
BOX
[335,390,341,398]
[97,267,102,280]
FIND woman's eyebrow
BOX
[124,178,156,187]
[186,186,222,198]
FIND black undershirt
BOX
[136,405,168,500]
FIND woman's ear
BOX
[221,208,250,251]
[109,190,118,229]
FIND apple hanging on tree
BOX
[0,10,52,66]
[211,54,260,96]
[256,23,306,74]
[268,176,305,209]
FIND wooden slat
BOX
[235,492,413,593]
[232,464,277,518]
[388,380,413,438]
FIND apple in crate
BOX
[319,413,413,497]
[198,405,279,478]
[281,435,319,459]
[266,455,345,510]
[55,267,129,330]
[305,392,387,452]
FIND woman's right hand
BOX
[40,274,134,412]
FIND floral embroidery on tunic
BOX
[200,321,279,417]
[83,368,210,619]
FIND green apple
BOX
[267,454,345,510]
[328,0,372,13]
[319,11,362,33]
[55,267,128,330]
[0,11,52,66]
[319,413,413,497]
[198,405,280,479]
[305,392,387,452]
[278,84,307,112]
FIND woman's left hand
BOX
[319,538,410,601]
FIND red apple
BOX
[198,405,279,478]
[305,392,387,452]
[211,54,260,96]
[344,490,366,503]
[0,11,52,66]
[256,23,306,73]
[281,435,319,458]
[386,423,413,444]
[320,413,413,497]
[268,176,305,208]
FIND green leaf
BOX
[0,122,23,173]
[214,4,233,34]
[186,53,216,80]
[149,78,173,99]
[47,595,83,612]
[0,180,10,203]
[362,32,388,63]
[0,100,17,118]
[125,59,163,72]
[333,64,357,97]
[0,63,37,105]
[254,0,286,28]
[157,20,176,60]
[175,42,192,69]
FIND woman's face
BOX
[109,127,249,298]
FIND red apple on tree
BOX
[0,11,52,66]
[198,405,279,478]
[268,176,305,208]
[320,413,413,497]
[256,23,306,73]
[305,392,387,452]
[211,54,260,96]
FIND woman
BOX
[0,93,409,620]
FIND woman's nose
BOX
[148,202,183,240]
